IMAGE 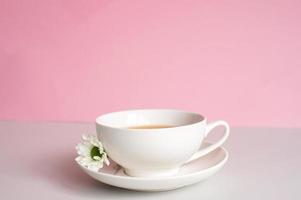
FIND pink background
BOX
[0,0,300,127]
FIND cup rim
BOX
[95,109,206,131]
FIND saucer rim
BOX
[76,143,228,181]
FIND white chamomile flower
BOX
[75,134,110,171]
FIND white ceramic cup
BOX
[96,109,229,177]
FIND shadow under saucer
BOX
[30,150,178,198]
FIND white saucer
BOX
[76,142,228,191]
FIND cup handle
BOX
[185,120,230,163]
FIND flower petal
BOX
[76,134,110,171]
[76,143,90,156]
[104,158,110,166]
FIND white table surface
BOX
[0,121,300,199]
